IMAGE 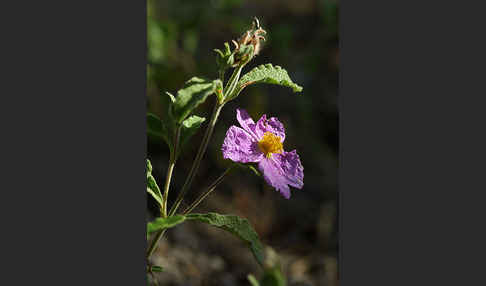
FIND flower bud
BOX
[232,17,267,66]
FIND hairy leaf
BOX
[171,77,222,123]
[229,64,303,101]
[146,159,163,208]
[177,115,206,158]
[147,215,186,237]
[186,213,265,266]
[146,158,153,174]
[147,113,171,149]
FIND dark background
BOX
[147,0,339,285]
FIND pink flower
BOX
[222,108,304,199]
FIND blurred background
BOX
[147,0,338,285]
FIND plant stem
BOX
[146,125,181,260]
[161,125,181,217]
[147,228,166,259]
[219,69,225,84]
[223,65,243,102]
[183,165,234,215]
[149,271,160,286]
[168,100,224,216]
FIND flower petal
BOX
[274,150,304,189]
[253,115,286,142]
[236,108,259,139]
[222,126,264,163]
[266,117,286,142]
[258,150,304,199]
[258,157,291,199]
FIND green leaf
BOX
[147,215,186,237]
[214,42,235,73]
[150,265,164,273]
[146,158,153,174]
[186,213,265,266]
[165,91,176,103]
[147,185,163,207]
[147,113,171,149]
[170,78,222,123]
[260,267,287,286]
[229,63,303,101]
[177,115,206,158]
[146,159,163,208]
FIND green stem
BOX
[149,271,159,286]
[147,228,166,259]
[218,69,225,84]
[168,100,224,216]
[183,165,234,215]
[146,125,180,260]
[161,125,181,217]
[223,65,243,102]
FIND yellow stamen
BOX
[258,132,283,158]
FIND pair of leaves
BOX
[227,63,303,102]
[148,77,222,156]
[146,159,163,208]
[146,213,265,266]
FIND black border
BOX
[341,0,486,285]
[2,1,147,284]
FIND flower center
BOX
[258,132,283,158]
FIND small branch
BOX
[147,229,166,259]
[183,165,234,215]
[146,125,181,260]
[161,125,181,217]
[218,69,225,84]
[168,100,224,216]
[148,271,159,286]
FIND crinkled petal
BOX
[258,150,304,199]
[253,115,286,142]
[236,108,259,140]
[253,114,267,140]
[258,157,291,199]
[274,150,304,189]
[237,109,286,142]
[266,117,286,142]
[222,126,264,163]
